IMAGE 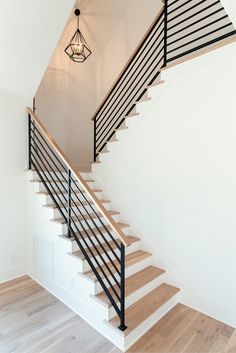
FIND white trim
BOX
[0,265,27,284]
[181,291,236,329]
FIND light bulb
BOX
[73,42,84,55]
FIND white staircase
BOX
[26,2,236,349]
[27,169,180,351]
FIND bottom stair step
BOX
[95,266,165,307]
[107,283,180,336]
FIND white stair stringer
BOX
[27,169,180,351]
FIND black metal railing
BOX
[166,0,236,63]
[28,108,129,331]
[93,0,236,160]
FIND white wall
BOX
[36,0,163,169]
[93,42,236,327]
[0,92,29,282]
[95,0,163,105]
[0,0,74,282]
[0,0,73,98]
[221,1,236,27]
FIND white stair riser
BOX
[31,170,67,181]
[66,226,130,252]
[91,272,167,321]
[108,272,166,320]
[37,181,94,193]
[59,214,119,233]
[67,236,117,253]
[44,190,103,205]
[80,240,141,273]
[77,254,152,296]
[93,255,153,294]
[53,202,111,219]
[32,178,91,187]
[31,170,94,182]
[60,225,130,248]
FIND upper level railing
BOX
[27,107,130,331]
[92,0,236,160]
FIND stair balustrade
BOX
[92,0,236,160]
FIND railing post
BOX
[163,0,168,67]
[118,243,127,331]
[67,169,72,238]
[28,113,32,170]
[93,117,97,162]
[33,97,36,113]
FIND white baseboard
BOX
[0,264,27,284]
[181,291,236,329]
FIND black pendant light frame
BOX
[65,9,92,63]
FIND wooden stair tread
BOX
[146,80,165,88]
[52,210,119,224]
[37,188,102,196]
[125,112,140,119]
[71,236,140,261]
[31,179,95,183]
[109,283,180,335]
[106,139,119,143]
[115,127,128,131]
[44,199,110,209]
[135,97,151,104]
[61,222,130,241]
[96,266,165,306]
[84,250,152,282]
[99,151,109,155]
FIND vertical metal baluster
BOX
[94,116,97,162]
[28,114,32,170]
[68,169,72,238]
[33,97,36,113]
[163,0,168,67]
[118,243,127,331]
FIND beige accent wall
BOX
[35,0,162,169]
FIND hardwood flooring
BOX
[0,276,235,353]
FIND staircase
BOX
[26,0,236,351]
[27,120,180,350]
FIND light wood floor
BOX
[0,276,235,353]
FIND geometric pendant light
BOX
[64,9,92,63]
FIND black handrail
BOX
[28,112,127,331]
[93,0,236,160]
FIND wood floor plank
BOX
[224,330,236,353]
[128,304,235,353]
[0,276,234,353]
